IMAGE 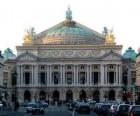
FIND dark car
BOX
[32,103,44,115]
[116,104,130,116]
[26,102,35,113]
[128,105,140,116]
[99,104,111,114]
[77,103,90,114]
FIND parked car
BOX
[128,105,140,116]
[94,103,103,113]
[32,103,44,115]
[99,104,111,115]
[26,102,35,113]
[116,104,130,116]
[42,102,48,108]
[109,104,118,116]
[88,100,96,110]
[0,101,3,110]
[76,103,90,114]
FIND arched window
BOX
[24,90,31,101]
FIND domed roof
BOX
[34,8,105,45]
[46,21,94,38]
[123,47,137,60]
[2,48,16,61]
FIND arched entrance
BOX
[52,90,59,102]
[24,90,31,101]
[108,90,115,100]
[39,91,46,101]
[93,90,100,102]
[79,90,86,100]
[66,90,73,102]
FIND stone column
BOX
[76,65,79,86]
[49,65,52,85]
[60,64,63,86]
[104,65,107,85]
[118,65,122,85]
[17,65,20,86]
[116,65,118,85]
[34,65,38,86]
[32,65,34,85]
[21,65,23,86]
[47,65,50,86]
[89,65,92,86]
[63,65,65,85]
[73,65,76,86]
[100,64,104,86]
[87,65,89,85]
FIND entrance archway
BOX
[53,90,59,102]
[79,90,86,100]
[66,90,73,102]
[108,90,115,100]
[24,90,31,101]
[93,90,100,102]
[39,91,46,100]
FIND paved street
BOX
[0,105,99,116]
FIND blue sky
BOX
[0,0,140,54]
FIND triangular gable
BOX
[16,51,37,61]
[101,50,123,61]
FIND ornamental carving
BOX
[38,50,102,58]
[64,50,74,57]
[77,50,88,57]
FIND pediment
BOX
[101,50,122,61]
[16,51,37,61]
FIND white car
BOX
[0,101,3,110]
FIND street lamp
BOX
[13,71,17,111]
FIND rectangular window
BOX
[109,72,114,84]
[40,72,46,84]
[25,72,30,84]
[94,72,99,84]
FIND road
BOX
[0,105,99,116]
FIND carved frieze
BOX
[38,49,101,58]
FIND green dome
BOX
[47,21,94,38]
[123,47,137,60]
[34,7,104,45]
[2,48,16,61]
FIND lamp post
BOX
[13,71,17,111]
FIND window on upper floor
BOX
[67,65,71,70]
[81,65,85,70]
[54,65,58,69]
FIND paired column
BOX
[100,64,104,85]
[47,65,50,86]
[87,65,90,85]
[62,65,65,85]
[89,65,92,85]
[60,65,63,86]
[34,65,38,86]
[73,65,76,86]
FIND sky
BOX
[0,0,140,54]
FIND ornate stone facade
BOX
[5,8,128,104]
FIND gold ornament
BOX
[105,29,116,45]
[23,30,33,45]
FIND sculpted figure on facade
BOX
[105,29,116,45]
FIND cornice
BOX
[16,44,123,50]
